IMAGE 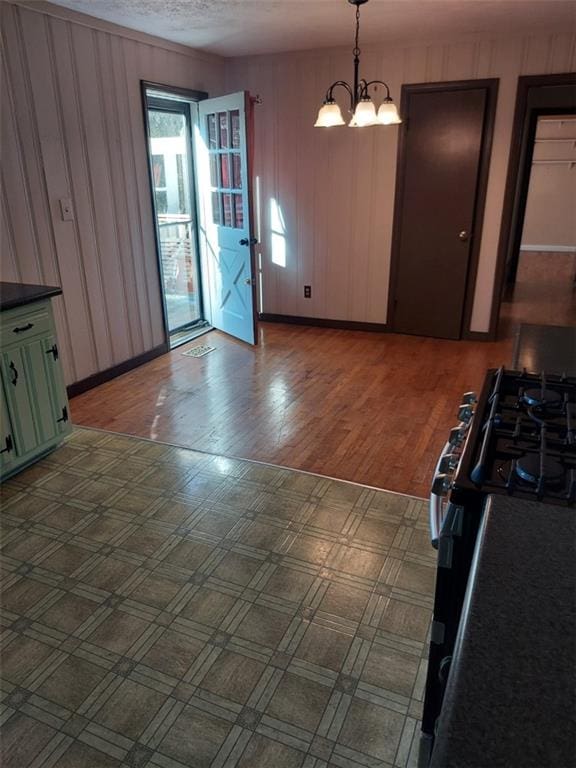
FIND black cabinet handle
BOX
[45,344,59,360]
[13,323,34,334]
[9,361,18,386]
[0,435,13,454]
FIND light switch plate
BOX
[59,198,74,221]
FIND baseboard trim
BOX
[259,313,388,333]
[463,330,494,341]
[520,245,576,253]
[67,342,169,398]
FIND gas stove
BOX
[452,368,576,505]
[420,367,576,765]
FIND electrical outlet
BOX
[304,285,311,298]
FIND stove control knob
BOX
[432,473,452,496]
[461,392,477,405]
[449,426,464,446]
[439,454,458,473]
[458,403,474,423]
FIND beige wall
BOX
[522,117,576,250]
[225,33,576,332]
[1,1,225,385]
[3,1,574,376]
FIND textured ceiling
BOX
[48,0,576,57]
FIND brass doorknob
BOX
[459,230,469,241]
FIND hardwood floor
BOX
[499,250,576,335]
[71,323,512,498]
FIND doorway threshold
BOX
[169,322,213,350]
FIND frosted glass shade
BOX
[314,102,345,127]
[352,98,378,127]
[377,99,402,125]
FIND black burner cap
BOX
[516,455,564,486]
[522,388,562,408]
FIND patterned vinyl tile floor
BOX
[0,428,434,768]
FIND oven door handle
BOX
[430,441,453,549]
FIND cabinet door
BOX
[0,346,39,457]
[41,335,71,438]
[0,381,17,475]
[0,336,68,459]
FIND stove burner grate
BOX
[521,387,563,409]
[515,454,564,487]
[461,367,576,505]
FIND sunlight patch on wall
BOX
[255,175,264,313]
[270,198,287,268]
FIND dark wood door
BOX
[390,84,494,339]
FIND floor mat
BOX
[0,427,432,768]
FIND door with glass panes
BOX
[195,92,257,345]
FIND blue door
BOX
[196,92,257,345]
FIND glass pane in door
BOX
[147,108,202,333]
[204,109,245,231]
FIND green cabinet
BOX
[0,298,71,481]
[0,382,17,477]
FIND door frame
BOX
[387,78,499,339]
[489,72,576,339]
[140,80,208,342]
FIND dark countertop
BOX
[430,495,576,768]
[0,281,62,312]
[512,323,576,376]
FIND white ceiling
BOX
[48,0,576,57]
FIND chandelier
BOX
[315,0,402,128]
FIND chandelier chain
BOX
[353,4,361,59]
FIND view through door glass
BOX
[147,100,202,335]
[206,109,244,228]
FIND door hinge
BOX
[56,406,68,423]
[0,434,13,454]
[46,344,59,360]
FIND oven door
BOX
[421,497,484,762]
